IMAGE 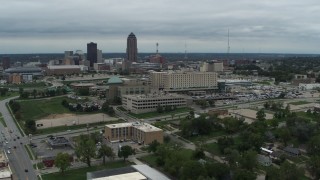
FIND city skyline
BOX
[1,0,320,54]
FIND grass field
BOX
[0,82,47,89]
[289,101,311,105]
[18,96,89,121]
[0,92,19,101]
[203,142,221,156]
[139,148,194,167]
[42,161,132,180]
[129,107,192,119]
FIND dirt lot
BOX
[37,113,118,129]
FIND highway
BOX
[0,97,38,180]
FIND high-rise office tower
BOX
[97,49,103,63]
[126,32,138,62]
[87,42,97,67]
[2,56,10,70]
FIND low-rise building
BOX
[257,154,272,166]
[45,65,88,75]
[122,93,187,114]
[105,122,163,144]
[0,150,12,179]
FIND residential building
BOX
[122,93,186,114]
[127,32,138,62]
[87,42,97,68]
[257,154,272,166]
[104,122,163,144]
[150,71,218,92]
[283,146,301,156]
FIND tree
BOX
[180,161,207,180]
[234,168,256,180]
[193,148,205,160]
[98,144,115,165]
[157,104,163,113]
[148,140,160,153]
[75,135,96,167]
[0,88,8,96]
[256,109,266,121]
[239,150,257,170]
[118,145,135,161]
[25,120,36,134]
[307,135,320,155]
[307,155,320,179]
[55,152,71,174]
[279,161,303,180]
[32,89,37,99]
[78,88,89,96]
[277,127,291,146]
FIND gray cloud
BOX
[1,0,320,53]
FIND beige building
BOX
[200,61,224,72]
[118,79,150,97]
[9,73,22,84]
[150,71,218,92]
[104,122,163,144]
[122,93,186,114]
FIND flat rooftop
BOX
[123,93,185,100]
[106,122,162,132]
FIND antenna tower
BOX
[156,42,159,54]
[227,29,230,55]
[184,42,188,60]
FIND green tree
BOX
[193,148,205,160]
[277,127,291,146]
[239,150,257,170]
[55,152,71,174]
[118,145,135,161]
[256,109,266,121]
[98,144,115,165]
[78,88,89,96]
[307,135,320,155]
[32,89,37,99]
[307,155,320,180]
[148,140,160,153]
[157,104,163,113]
[75,135,96,167]
[25,120,36,134]
[279,161,303,180]
[234,168,256,180]
[180,161,207,180]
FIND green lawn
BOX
[0,92,19,101]
[18,96,91,121]
[203,142,221,156]
[182,130,228,144]
[289,101,311,105]
[139,148,194,167]
[0,82,47,89]
[42,161,132,180]
[129,107,192,119]
[0,116,7,127]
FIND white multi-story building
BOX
[122,93,186,114]
[200,61,224,72]
[150,71,218,92]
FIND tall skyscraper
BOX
[87,42,97,67]
[126,32,138,62]
[2,56,10,70]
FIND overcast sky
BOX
[1,0,320,54]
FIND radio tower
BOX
[184,42,188,60]
[227,29,230,56]
[156,42,159,54]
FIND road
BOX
[0,97,38,180]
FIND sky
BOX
[1,0,320,54]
